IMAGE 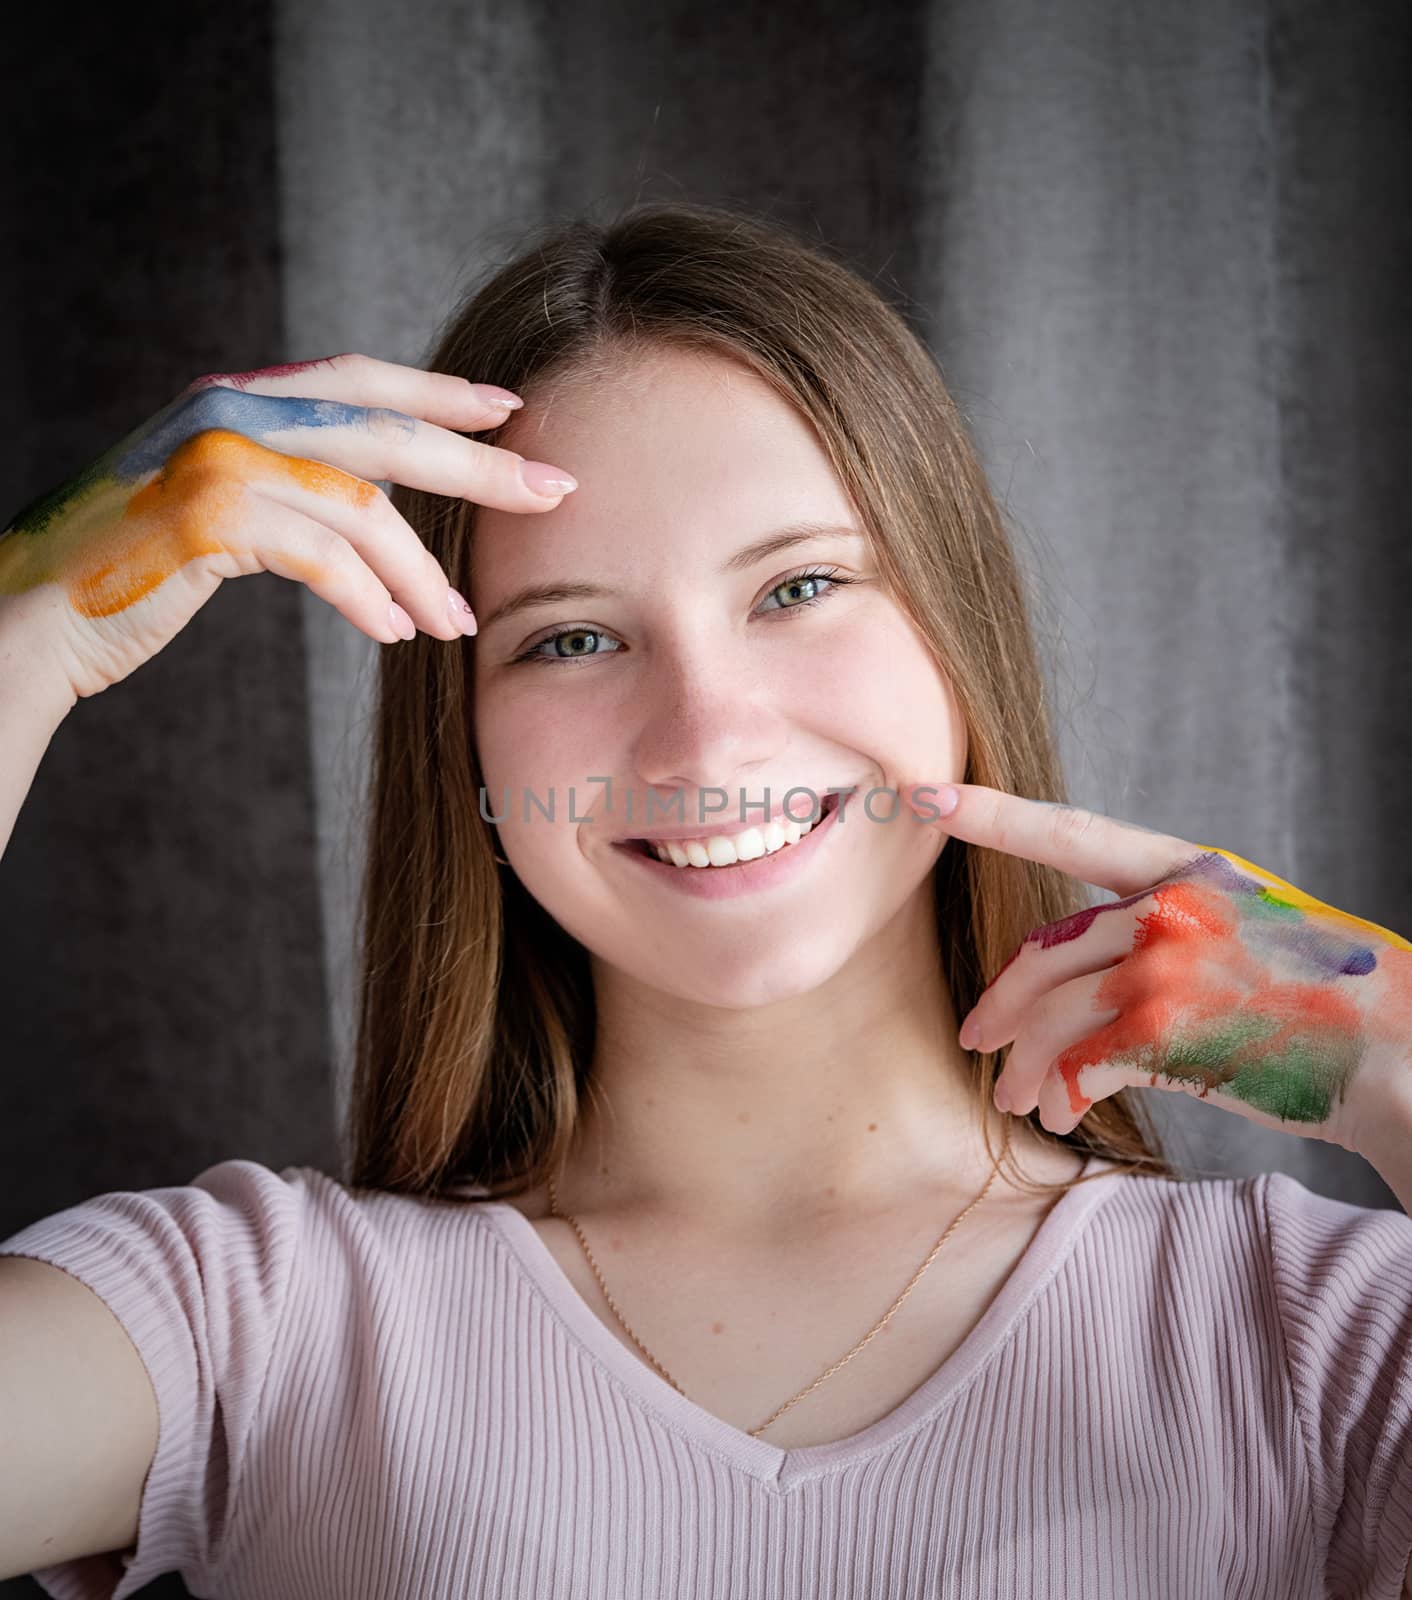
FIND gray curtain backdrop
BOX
[1,1,1407,1588]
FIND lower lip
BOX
[610,792,850,901]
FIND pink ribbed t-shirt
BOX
[3,1154,1412,1598]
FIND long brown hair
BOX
[342,198,1175,1207]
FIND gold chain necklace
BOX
[546,1120,1010,1440]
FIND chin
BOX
[603,936,852,1011]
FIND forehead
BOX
[473,344,856,567]
[494,344,819,465]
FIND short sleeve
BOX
[1262,1169,1412,1598]
[0,1158,311,1600]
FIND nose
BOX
[627,636,787,808]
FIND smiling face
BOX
[469,343,969,1010]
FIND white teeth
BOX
[649,811,820,868]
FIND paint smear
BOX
[1046,846,1412,1125]
[0,389,383,618]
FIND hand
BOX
[905,782,1412,1160]
[0,352,578,702]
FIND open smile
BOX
[608,789,849,901]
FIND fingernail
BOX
[448,587,478,636]
[471,383,524,410]
[934,784,960,817]
[388,601,417,641]
[959,1014,982,1051]
[994,1079,1011,1113]
[520,459,578,497]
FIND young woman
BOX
[2,200,1410,1599]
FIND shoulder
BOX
[0,1157,326,1291]
[0,1157,349,1416]
[1064,1159,1268,1261]
[0,1158,512,1370]
[1097,1170,1271,1321]
[1258,1166,1412,1287]
[1062,1152,1409,1324]
[1250,1174,1412,1594]
[1252,1169,1412,1420]
[1069,1159,1412,1278]
[1060,1158,1412,1333]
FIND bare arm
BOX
[0,1256,159,1578]
[0,603,76,864]
[0,615,149,1578]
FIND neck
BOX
[557,889,1039,1239]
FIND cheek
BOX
[473,675,622,838]
[810,617,962,768]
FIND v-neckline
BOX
[470,1156,1120,1490]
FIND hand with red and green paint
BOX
[0,353,578,702]
[908,782,1412,1196]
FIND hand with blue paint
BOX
[0,352,578,703]
[905,781,1412,1207]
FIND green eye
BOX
[761,568,839,611]
[534,628,620,662]
[511,565,856,666]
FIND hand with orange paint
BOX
[0,352,578,703]
[906,782,1412,1177]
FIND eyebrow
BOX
[477,521,865,633]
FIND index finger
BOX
[187,351,521,430]
[177,352,577,513]
[904,781,1197,900]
